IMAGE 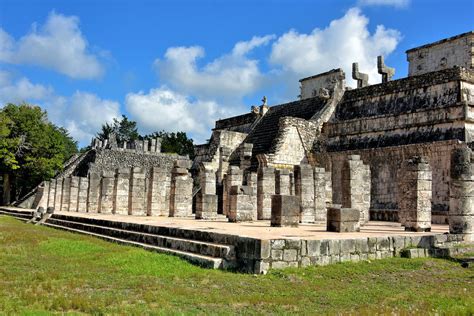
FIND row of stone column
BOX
[91,137,162,153]
[39,163,192,217]
[395,150,473,240]
[196,161,335,224]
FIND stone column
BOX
[60,177,71,212]
[68,176,80,212]
[114,168,130,215]
[77,177,89,212]
[247,172,258,220]
[147,167,171,216]
[294,164,315,223]
[275,169,291,195]
[54,178,63,211]
[47,178,56,209]
[257,166,275,220]
[169,161,193,217]
[289,171,295,195]
[87,173,101,213]
[325,171,333,205]
[150,139,157,153]
[155,138,162,153]
[143,139,149,152]
[314,167,327,224]
[397,156,432,232]
[449,148,474,241]
[341,155,371,225]
[223,166,243,216]
[134,140,142,151]
[196,165,218,219]
[129,167,146,216]
[100,171,115,214]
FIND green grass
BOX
[0,216,473,315]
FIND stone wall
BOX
[89,149,184,177]
[407,31,473,77]
[299,68,344,100]
[238,233,456,274]
[329,140,466,220]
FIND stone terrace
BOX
[1,207,454,274]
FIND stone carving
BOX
[352,62,368,88]
[318,87,330,99]
[377,56,395,83]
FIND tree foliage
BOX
[97,115,139,144]
[96,115,195,159]
[0,103,78,203]
[144,131,195,159]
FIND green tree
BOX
[0,103,78,204]
[145,131,195,159]
[97,115,139,144]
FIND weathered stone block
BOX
[327,206,360,232]
[228,186,256,222]
[283,249,298,262]
[307,240,321,257]
[195,193,218,219]
[270,195,299,227]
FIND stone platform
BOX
[0,207,458,274]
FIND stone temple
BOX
[6,31,474,273]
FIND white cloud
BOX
[358,0,410,8]
[0,12,104,79]
[63,92,121,142]
[0,71,120,144]
[125,87,233,143]
[153,35,274,100]
[0,70,53,104]
[269,8,401,89]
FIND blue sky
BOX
[0,0,473,147]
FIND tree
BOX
[145,131,195,159]
[0,103,78,204]
[97,115,139,144]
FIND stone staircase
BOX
[0,208,237,270]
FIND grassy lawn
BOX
[0,216,473,315]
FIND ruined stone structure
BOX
[192,31,474,241]
[25,31,474,245]
[32,135,194,218]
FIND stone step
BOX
[43,222,229,269]
[0,209,33,220]
[51,214,237,245]
[46,217,236,260]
